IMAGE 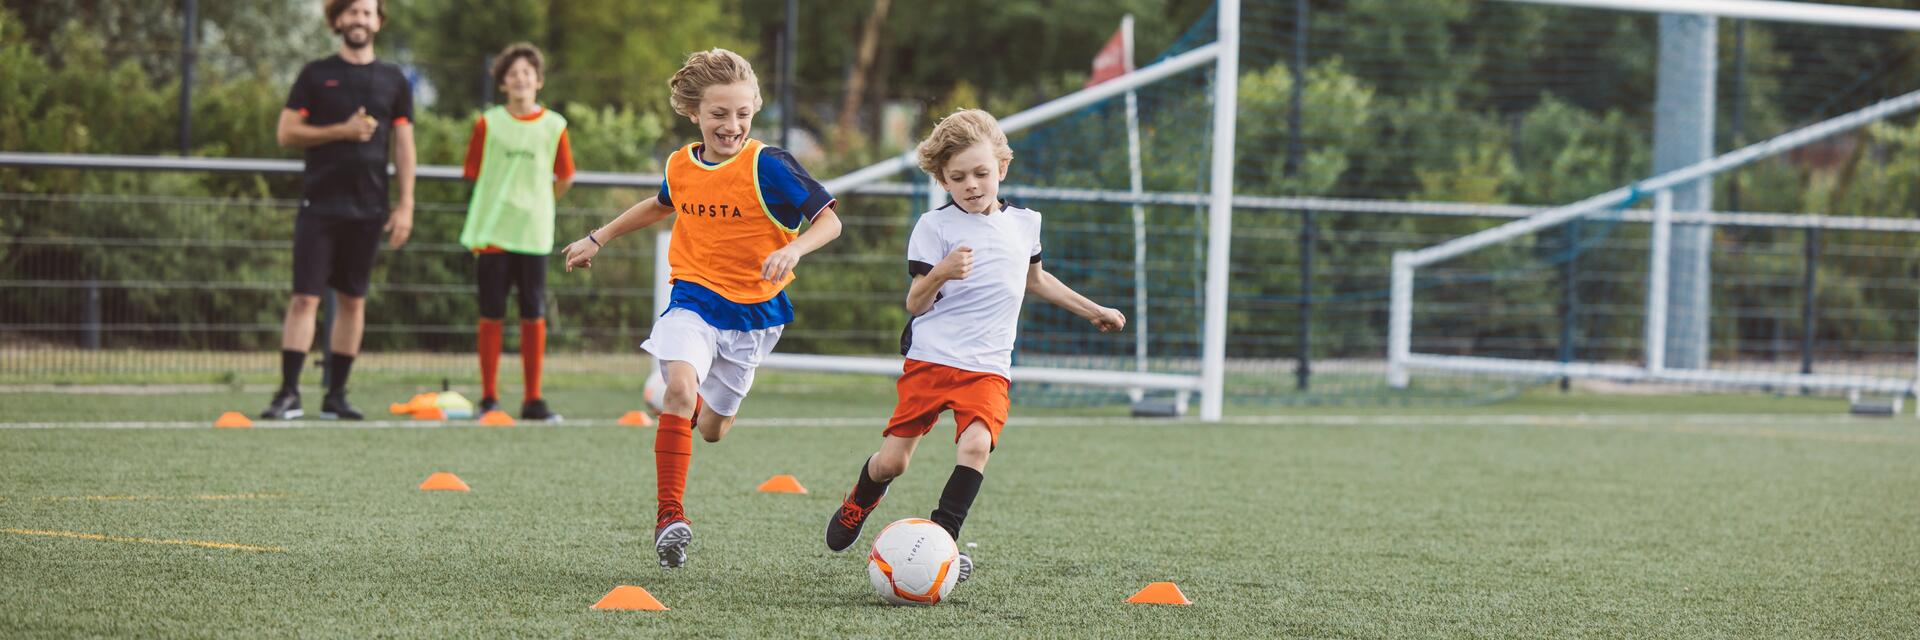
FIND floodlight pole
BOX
[1200,0,1240,422]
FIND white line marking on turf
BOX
[0,413,1895,431]
[3,528,285,553]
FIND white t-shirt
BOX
[902,202,1044,378]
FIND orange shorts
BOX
[884,359,1010,448]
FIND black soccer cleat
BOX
[520,398,560,423]
[477,396,500,416]
[259,388,303,420]
[320,393,363,420]
[826,492,882,553]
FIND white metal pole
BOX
[1124,14,1150,403]
[1387,252,1413,389]
[1497,0,1920,31]
[1200,0,1239,422]
[1645,189,1673,374]
[820,42,1224,196]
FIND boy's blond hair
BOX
[916,109,1014,180]
[668,48,762,118]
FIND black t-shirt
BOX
[285,55,414,219]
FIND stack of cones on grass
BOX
[388,392,475,421]
[1127,582,1192,605]
[618,410,653,426]
[591,585,668,611]
[418,472,470,492]
[214,412,253,428]
[756,474,807,494]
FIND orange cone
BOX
[412,407,448,421]
[618,411,653,427]
[1126,582,1191,605]
[214,412,253,428]
[757,474,807,494]
[418,472,470,492]
[389,392,436,415]
[591,585,668,611]
[478,411,515,426]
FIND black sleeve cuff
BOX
[908,260,934,276]
[1029,252,1043,264]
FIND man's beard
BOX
[340,26,372,49]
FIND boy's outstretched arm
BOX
[561,197,674,271]
[762,207,843,282]
[1027,262,1126,332]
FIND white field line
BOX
[0,413,1894,431]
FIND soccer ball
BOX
[866,518,961,606]
[643,370,666,413]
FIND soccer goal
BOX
[1389,1,1920,413]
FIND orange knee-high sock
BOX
[655,413,693,519]
[477,319,504,400]
[520,318,545,400]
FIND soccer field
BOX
[2,377,1916,638]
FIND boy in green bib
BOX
[460,42,576,422]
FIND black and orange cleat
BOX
[825,492,882,553]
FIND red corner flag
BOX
[1086,19,1133,88]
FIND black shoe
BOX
[478,396,499,415]
[259,388,303,420]
[520,398,560,423]
[955,552,973,584]
[825,492,882,553]
[320,393,363,420]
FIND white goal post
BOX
[1387,87,1920,411]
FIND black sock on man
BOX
[929,465,985,541]
[280,349,306,392]
[326,354,355,396]
[851,455,891,507]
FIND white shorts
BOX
[641,308,784,417]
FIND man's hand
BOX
[384,201,413,249]
[1088,306,1126,333]
[932,246,973,281]
[339,107,377,142]
[762,245,804,282]
[563,235,601,272]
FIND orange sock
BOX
[655,413,693,519]
[520,318,546,400]
[477,319,504,400]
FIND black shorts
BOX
[476,252,549,319]
[292,214,384,298]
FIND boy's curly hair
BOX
[916,109,1013,179]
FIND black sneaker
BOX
[320,393,363,420]
[477,396,500,416]
[654,507,692,569]
[826,492,882,553]
[520,398,560,423]
[259,388,303,420]
[955,552,973,584]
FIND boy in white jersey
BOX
[823,109,1125,583]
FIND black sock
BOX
[929,465,984,542]
[850,455,891,507]
[279,350,306,392]
[326,353,355,396]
